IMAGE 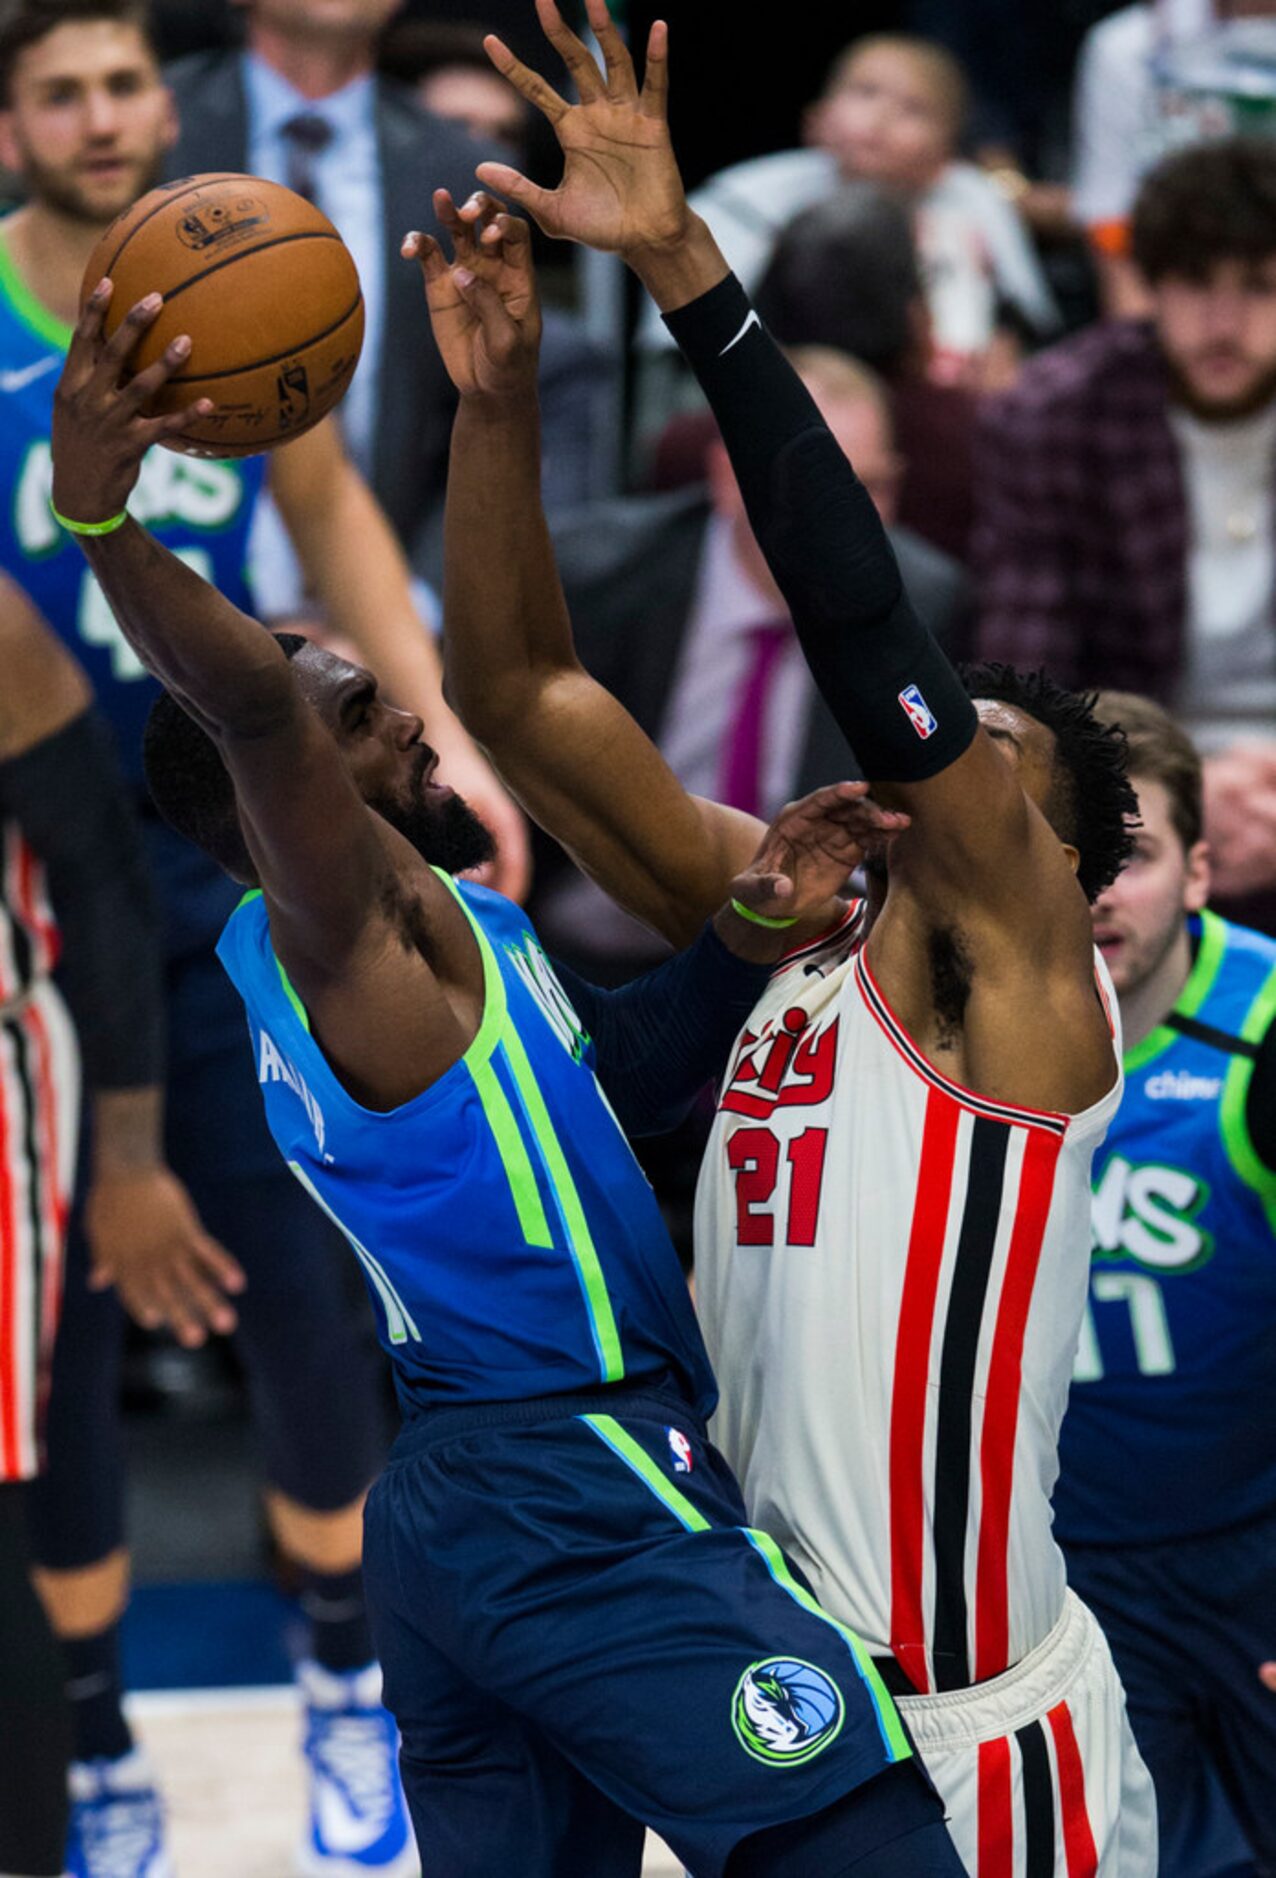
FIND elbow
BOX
[443,655,528,743]
[214,653,301,742]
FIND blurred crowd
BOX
[3,3,1276,1877]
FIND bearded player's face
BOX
[0,21,175,228]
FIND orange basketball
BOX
[80,173,365,457]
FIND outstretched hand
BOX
[403,190,542,399]
[51,282,213,526]
[86,1165,246,1348]
[729,782,910,934]
[476,0,688,256]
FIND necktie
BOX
[280,113,334,205]
[717,619,790,817]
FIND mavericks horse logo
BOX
[732,1657,844,1766]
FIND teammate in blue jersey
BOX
[0,5,522,1872]
[42,241,967,1872]
[1056,692,1276,1878]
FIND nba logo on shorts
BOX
[666,1427,693,1474]
[898,684,937,739]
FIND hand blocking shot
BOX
[46,250,946,1877]
[404,0,1161,1872]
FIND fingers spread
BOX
[120,334,191,413]
[639,18,670,117]
[535,0,606,100]
[584,0,638,98]
[483,33,568,124]
[101,291,163,378]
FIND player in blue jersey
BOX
[0,4,522,1872]
[42,251,966,1873]
[1056,692,1276,1878]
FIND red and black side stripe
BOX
[1016,1720,1057,1878]
[931,1115,1010,1689]
[5,1014,45,1378]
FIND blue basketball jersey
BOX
[1055,910,1276,1544]
[0,228,265,794]
[216,876,719,1418]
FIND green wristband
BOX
[729,897,798,931]
[50,502,129,537]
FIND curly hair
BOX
[960,663,1136,902]
[1132,136,1276,283]
[142,633,309,882]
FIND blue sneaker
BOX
[297,1660,418,1877]
[66,1748,172,1878]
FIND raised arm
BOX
[477,0,1108,978]
[409,194,831,948]
[50,292,385,962]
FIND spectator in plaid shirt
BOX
[974,136,1276,927]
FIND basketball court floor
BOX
[130,1688,682,1876]
[120,1386,682,1874]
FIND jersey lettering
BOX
[258,1027,327,1154]
[1090,1153,1213,1272]
[506,936,589,1064]
[13,440,244,559]
[722,1013,838,1119]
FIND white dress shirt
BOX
[243,52,384,476]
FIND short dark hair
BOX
[0,0,155,102]
[1092,690,1202,852]
[142,633,309,881]
[756,185,922,377]
[960,663,1137,902]
[1132,135,1276,283]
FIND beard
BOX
[373,781,496,876]
[18,144,165,228]
[1166,351,1276,423]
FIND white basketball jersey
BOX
[696,904,1122,1697]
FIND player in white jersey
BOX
[697,913,1150,1875]
[0,571,218,1877]
[420,4,1162,1870]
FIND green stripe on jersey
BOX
[1125,908,1227,1072]
[502,1020,625,1383]
[1221,959,1276,1229]
[431,869,553,1248]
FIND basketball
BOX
[80,173,365,458]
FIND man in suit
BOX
[974,134,1276,925]
[164,0,483,570]
[535,343,971,980]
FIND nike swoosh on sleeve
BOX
[718,310,761,357]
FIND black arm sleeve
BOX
[0,711,164,1089]
[663,274,978,782]
[551,922,774,1138]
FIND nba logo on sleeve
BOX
[898,685,937,739]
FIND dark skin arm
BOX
[473,0,1114,1116]
[51,286,484,1112]
[408,194,905,950]
[0,574,244,1343]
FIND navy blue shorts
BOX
[362,1380,936,1878]
[1064,1505,1276,1875]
